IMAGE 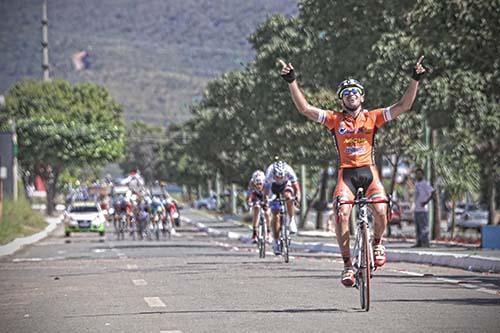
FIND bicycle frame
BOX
[271,193,292,263]
[352,199,375,273]
[256,204,267,258]
[337,188,389,311]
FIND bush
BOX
[0,198,47,245]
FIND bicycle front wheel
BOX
[359,224,371,311]
[282,217,289,263]
[258,216,266,258]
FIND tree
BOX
[119,120,164,184]
[409,0,500,224]
[3,79,125,215]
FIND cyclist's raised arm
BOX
[279,59,326,122]
[388,55,427,119]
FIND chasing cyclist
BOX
[246,170,271,243]
[265,158,301,255]
[279,56,426,286]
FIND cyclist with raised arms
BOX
[279,56,426,286]
[265,158,301,255]
[246,170,271,243]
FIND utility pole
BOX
[425,121,434,239]
[430,129,441,239]
[42,0,50,81]
[300,164,307,227]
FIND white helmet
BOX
[251,170,265,184]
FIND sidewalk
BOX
[187,212,500,273]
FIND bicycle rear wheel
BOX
[359,223,371,311]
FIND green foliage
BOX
[408,0,499,208]
[4,79,123,124]
[119,120,164,184]
[131,0,498,215]
[0,0,298,126]
[16,117,124,171]
[298,0,415,89]
[409,0,500,94]
[0,197,47,245]
[3,78,125,214]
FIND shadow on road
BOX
[64,307,362,319]
[376,297,500,306]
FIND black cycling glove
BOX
[281,68,296,83]
[411,65,427,81]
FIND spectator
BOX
[414,168,435,247]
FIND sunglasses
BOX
[341,87,362,97]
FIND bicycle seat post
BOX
[356,188,364,201]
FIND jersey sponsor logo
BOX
[345,146,367,155]
[338,127,371,135]
[343,137,367,144]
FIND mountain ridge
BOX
[0,0,298,126]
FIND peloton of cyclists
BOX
[279,56,427,286]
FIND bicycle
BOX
[337,188,389,311]
[114,211,128,240]
[253,201,267,258]
[161,210,173,240]
[271,194,294,263]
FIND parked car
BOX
[451,204,488,230]
[388,201,403,225]
[398,201,414,223]
[193,195,217,210]
[63,201,106,237]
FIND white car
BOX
[63,201,106,237]
[454,205,488,230]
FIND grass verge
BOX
[0,198,47,245]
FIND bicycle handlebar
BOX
[337,198,389,206]
[269,195,296,202]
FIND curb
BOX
[387,250,500,273]
[0,216,61,257]
[185,216,500,273]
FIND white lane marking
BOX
[12,257,65,262]
[395,269,500,297]
[117,253,128,259]
[127,264,138,270]
[435,277,460,284]
[92,249,106,253]
[477,288,500,296]
[144,297,166,307]
[132,279,148,286]
[395,270,425,277]
[13,258,42,262]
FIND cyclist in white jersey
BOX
[246,170,271,243]
[265,159,301,255]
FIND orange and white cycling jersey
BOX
[317,108,392,168]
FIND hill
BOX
[0,0,297,126]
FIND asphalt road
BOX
[0,209,499,333]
